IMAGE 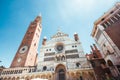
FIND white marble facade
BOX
[37,30,89,71]
[0,30,95,80]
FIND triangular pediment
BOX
[51,31,68,38]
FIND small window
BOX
[49,49,51,51]
[61,56,65,61]
[101,23,106,28]
[110,18,114,23]
[31,32,33,34]
[116,14,120,19]
[75,45,77,47]
[101,18,105,21]
[43,66,47,71]
[110,11,114,14]
[113,16,118,20]
[117,13,120,17]
[27,32,30,34]
[46,49,48,51]
[72,46,74,48]
[36,33,38,36]
[111,17,117,23]
[107,21,111,26]
[107,50,111,54]
[104,22,108,27]
[34,43,36,46]
[103,44,106,47]
[38,28,40,32]
[38,35,39,37]
[76,62,80,67]
[108,19,113,25]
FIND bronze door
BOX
[59,69,65,80]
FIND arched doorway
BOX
[55,64,66,80]
[58,69,65,80]
[107,60,113,66]
[107,59,120,77]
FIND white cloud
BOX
[56,0,119,21]
[57,0,96,20]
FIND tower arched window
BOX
[61,55,65,61]
[76,62,80,68]
[43,66,47,71]
[107,60,113,66]
[107,50,111,54]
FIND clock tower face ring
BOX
[55,43,64,53]
[19,45,28,54]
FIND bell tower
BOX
[10,15,42,68]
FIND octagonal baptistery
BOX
[37,30,95,80]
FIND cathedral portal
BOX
[55,64,66,80]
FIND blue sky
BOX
[0,0,119,68]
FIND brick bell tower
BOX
[10,15,42,68]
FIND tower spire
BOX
[34,13,42,24]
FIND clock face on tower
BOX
[19,45,28,54]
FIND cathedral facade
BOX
[0,16,95,80]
